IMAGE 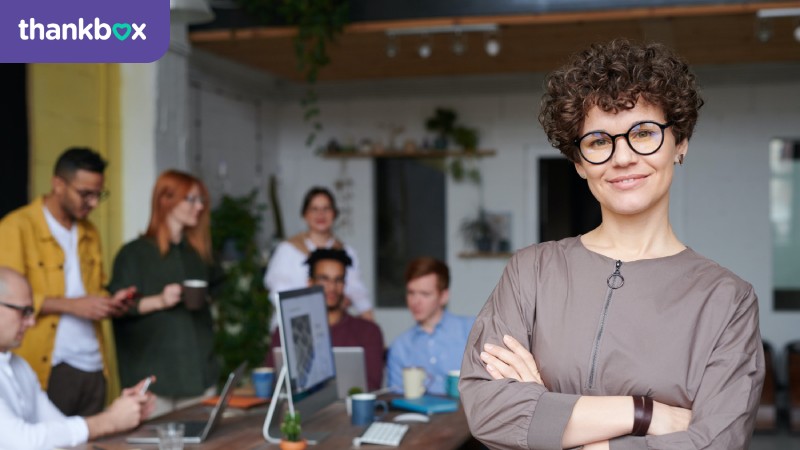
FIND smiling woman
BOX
[460,39,764,450]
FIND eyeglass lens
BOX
[578,121,668,164]
[0,301,34,318]
[184,195,205,205]
[74,186,109,202]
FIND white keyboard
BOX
[353,421,409,447]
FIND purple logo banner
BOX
[0,0,169,63]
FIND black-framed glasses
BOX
[312,275,345,286]
[0,301,34,318]
[66,183,110,203]
[574,121,673,165]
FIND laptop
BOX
[126,362,247,445]
[273,346,367,398]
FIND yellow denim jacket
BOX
[0,196,109,388]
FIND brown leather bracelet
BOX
[632,396,645,436]
[632,395,653,436]
[640,396,653,435]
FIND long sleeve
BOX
[264,242,306,295]
[342,245,372,313]
[361,322,385,391]
[459,250,580,450]
[0,355,89,450]
[609,287,764,450]
[108,242,143,316]
[386,342,404,392]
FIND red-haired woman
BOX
[109,170,218,417]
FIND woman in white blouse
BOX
[264,186,373,324]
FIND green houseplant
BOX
[279,411,307,449]
[237,0,349,146]
[424,107,483,184]
[425,107,457,149]
[210,191,272,386]
[460,209,497,252]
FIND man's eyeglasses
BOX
[65,183,110,203]
[312,275,345,286]
[574,121,673,165]
[0,301,34,318]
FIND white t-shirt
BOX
[42,207,103,372]
[0,352,88,449]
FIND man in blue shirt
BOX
[387,257,475,395]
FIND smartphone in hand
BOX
[139,377,152,395]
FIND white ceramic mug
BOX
[402,366,427,399]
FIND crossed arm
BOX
[480,335,691,449]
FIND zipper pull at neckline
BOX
[607,260,624,289]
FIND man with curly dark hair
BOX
[461,39,764,450]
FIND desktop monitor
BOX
[277,285,336,395]
[264,286,339,444]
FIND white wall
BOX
[189,55,800,361]
[120,63,158,241]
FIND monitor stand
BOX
[263,365,335,445]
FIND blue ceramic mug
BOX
[446,370,460,398]
[251,367,274,398]
[351,393,388,426]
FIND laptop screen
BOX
[200,361,247,439]
[125,361,246,444]
[272,346,367,399]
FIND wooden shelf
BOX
[320,149,496,159]
[458,251,513,259]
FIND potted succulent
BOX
[280,411,307,450]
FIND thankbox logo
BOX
[1,0,168,63]
[18,18,147,42]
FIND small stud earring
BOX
[678,154,685,165]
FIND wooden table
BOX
[71,396,477,450]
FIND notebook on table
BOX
[390,395,458,414]
[126,362,247,445]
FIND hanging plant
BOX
[237,0,349,146]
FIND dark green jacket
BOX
[109,237,219,397]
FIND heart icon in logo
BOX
[113,23,132,41]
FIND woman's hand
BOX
[480,334,543,384]
[648,401,692,435]
[161,283,182,308]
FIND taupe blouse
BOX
[460,237,764,449]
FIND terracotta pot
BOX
[279,439,308,450]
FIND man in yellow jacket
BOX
[0,148,134,416]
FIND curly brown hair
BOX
[538,39,704,162]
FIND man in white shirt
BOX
[0,266,153,450]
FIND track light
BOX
[418,35,432,59]
[485,33,501,57]
[756,19,773,43]
[386,35,398,58]
[756,7,800,43]
[452,32,467,56]
[385,24,498,59]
